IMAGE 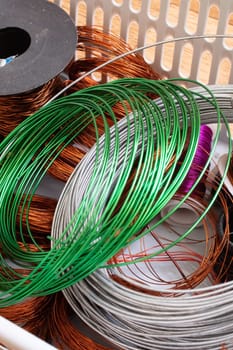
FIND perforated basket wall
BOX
[53,0,233,86]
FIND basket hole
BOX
[127,20,139,49]
[161,35,175,72]
[224,13,233,50]
[76,1,87,26]
[91,71,102,83]
[166,0,180,27]
[185,0,199,34]
[216,57,232,85]
[60,0,70,14]
[204,5,219,42]
[179,42,193,78]
[143,27,157,64]
[112,0,124,6]
[110,14,122,37]
[148,0,160,19]
[93,6,104,27]
[197,50,212,84]
[130,0,142,13]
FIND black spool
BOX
[0,0,77,95]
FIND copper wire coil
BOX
[16,194,57,235]
[47,144,88,182]
[12,195,57,254]
[71,26,160,84]
[0,289,112,349]
[17,241,50,252]
[0,295,53,341]
[0,266,32,279]
[66,26,160,94]
[0,77,64,137]
[49,292,114,350]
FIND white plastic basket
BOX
[1,1,233,349]
[55,0,233,85]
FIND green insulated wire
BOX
[0,78,231,306]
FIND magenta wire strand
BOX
[179,125,213,194]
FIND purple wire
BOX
[179,125,213,194]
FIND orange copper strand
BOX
[0,291,113,349]
[0,77,64,137]
[49,292,114,350]
[16,194,57,236]
[0,295,53,341]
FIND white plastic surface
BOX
[0,317,57,350]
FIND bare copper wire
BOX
[48,292,114,350]
[0,288,113,349]
[107,167,231,295]
[0,77,64,137]
[0,295,53,341]
[70,26,160,87]
[16,194,57,236]
[47,144,86,182]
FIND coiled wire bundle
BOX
[0,77,233,350]
[0,78,228,303]
[52,83,233,350]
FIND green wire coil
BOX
[0,78,232,306]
